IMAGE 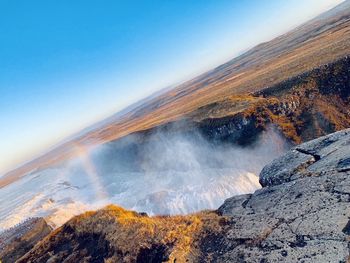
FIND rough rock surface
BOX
[14,129,350,263]
[218,128,350,262]
[259,129,350,187]
[0,217,52,262]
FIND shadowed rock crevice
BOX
[338,158,350,172]
[295,148,321,161]
[136,244,170,263]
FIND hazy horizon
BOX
[0,0,345,174]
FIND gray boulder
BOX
[218,128,350,263]
[260,129,350,187]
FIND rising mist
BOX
[0,125,290,229]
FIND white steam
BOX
[0,126,289,230]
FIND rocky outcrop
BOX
[218,128,350,262]
[259,129,350,187]
[14,129,350,262]
[197,56,350,145]
[0,217,52,262]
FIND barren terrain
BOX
[1,1,350,190]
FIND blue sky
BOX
[0,0,344,174]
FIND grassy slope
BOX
[17,205,227,263]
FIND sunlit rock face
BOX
[0,125,289,230]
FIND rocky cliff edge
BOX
[13,129,350,262]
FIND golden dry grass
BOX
[21,205,228,262]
